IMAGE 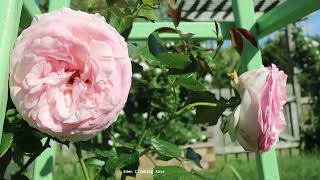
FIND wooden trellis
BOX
[177,0,284,21]
[0,0,319,180]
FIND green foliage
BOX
[148,32,167,56]
[184,147,202,168]
[291,29,320,151]
[117,147,140,177]
[0,132,13,158]
[0,0,245,179]
[186,91,240,126]
[151,138,181,159]
[175,76,206,91]
[157,53,191,69]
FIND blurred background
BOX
[5,0,320,179]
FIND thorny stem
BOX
[151,102,217,129]
[136,105,152,149]
[75,142,91,180]
[145,154,157,166]
[14,137,51,176]
[174,102,217,115]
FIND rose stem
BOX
[14,137,51,176]
[75,142,91,180]
[174,102,217,116]
[135,105,152,149]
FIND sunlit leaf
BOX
[138,5,157,22]
[85,157,105,167]
[151,138,181,159]
[157,53,191,69]
[176,77,206,91]
[156,153,173,161]
[0,133,13,158]
[143,0,160,6]
[95,149,117,158]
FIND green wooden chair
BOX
[0,0,319,179]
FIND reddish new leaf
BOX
[236,28,258,48]
[179,32,194,38]
[228,28,258,54]
[214,21,219,37]
[154,27,194,39]
[229,29,243,54]
[155,27,179,34]
[168,5,181,27]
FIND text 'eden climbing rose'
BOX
[9,8,132,142]
[234,64,287,152]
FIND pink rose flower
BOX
[234,64,287,152]
[9,8,132,142]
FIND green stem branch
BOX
[14,137,51,176]
[75,143,91,180]
[174,102,217,116]
[136,106,152,149]
[151,102,216,130]
[145,154,157,166]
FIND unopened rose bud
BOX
[234,64,287,152]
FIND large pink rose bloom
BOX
[9,8,132,142]
[234,64,287,152]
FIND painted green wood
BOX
[231,0,262,73]
[49,0,71,11]
[0,0,23,144]
[20,0,42,31]
[33,140,57,180]
[231,0,280,180]
[15,1,319,180]
[23,0,42,15]
[128,22,234,41]
[33,1,70,180]
[256,148,280,180]
[257,0,320,38]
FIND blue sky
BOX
[220,10,320,47]
[299,10,320,36]
[257,10,320,44]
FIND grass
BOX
[52,151,320,180]
[209,152,320,180]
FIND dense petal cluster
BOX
[10,8,132,141]
[234,64,287,152]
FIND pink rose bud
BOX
[234,64,287,152]
[9,8,132,142]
